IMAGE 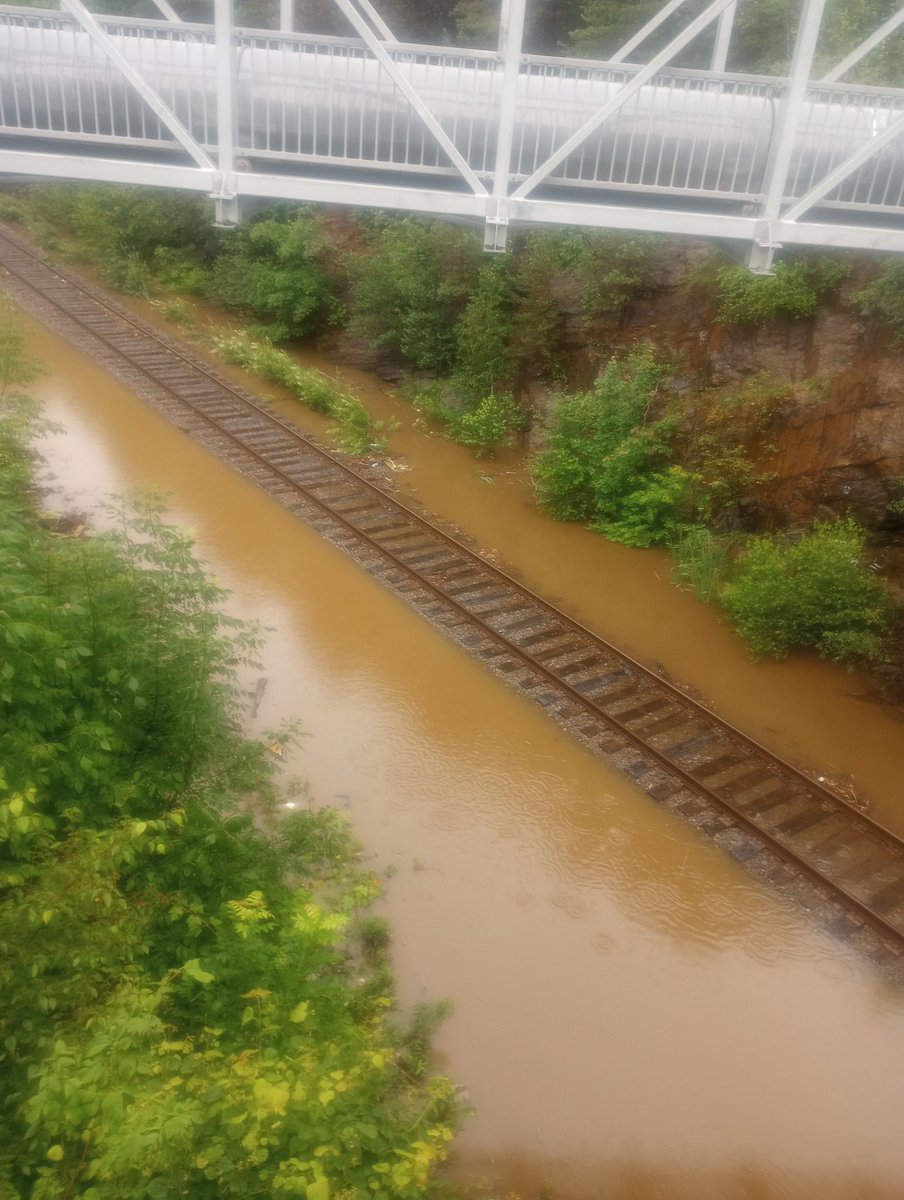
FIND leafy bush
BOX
[448,392,523,457]
[212,331,339,413]
[717,257,848,325]
[453,257,518,398]
[11,184,217,297]
[853,259,904,343]
[0,348,459,1197]
[532,348,701,545]
[205,213,336,340]
[720,517,893,662]
[413,382,523,457]
[575,231,663,322]
[347,217,483,372]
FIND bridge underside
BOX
[2,0,904,267]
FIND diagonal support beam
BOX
[344,0,394,42]
[330,0,487,194]
[610,0,692,63]
[149,0,184,23]
[59,0,215,170]
[781,110,904,222]
[513,0,737,200]
[821,6,904,83]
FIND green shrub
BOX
[212,331,337,412]
[347,217,483,372]
[717,257,848,325]
[453,257,518,398]
[328,391,386,455]
[594,463,703,548]
[532,348,700,545]
[205,213,335,340]
[720,517,893,662]
[853,259,904,343]
[448,392,522,458]
[0,194,25,221]
[412,381,522,457]
[151,297,196,328]
[576,231,663,322]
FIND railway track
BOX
[2,222,903,966]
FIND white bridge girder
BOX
[1,0,904,266]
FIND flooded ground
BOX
[17,307,904,1200]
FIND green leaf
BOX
[182,958,215,985]
[306,1178,330,1200]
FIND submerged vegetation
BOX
[0,180,899,667]
[0,322,459,1198]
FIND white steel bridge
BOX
[2,0,904,267]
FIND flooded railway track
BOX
[3,223,903,967]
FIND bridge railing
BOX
[4,5,904,220]
[3,2,904,261]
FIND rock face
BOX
[605,254,904,531]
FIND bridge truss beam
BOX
[2,0,904,266]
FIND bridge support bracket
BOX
[212,173,240,227]
[484,197,511,253]
[747,221,783,274]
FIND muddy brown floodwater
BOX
[17,304,904,1200]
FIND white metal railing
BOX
[2,1,904,262]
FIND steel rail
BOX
[2,223,903,951]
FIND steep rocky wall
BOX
[571,247,904,532]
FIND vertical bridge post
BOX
[485,0,527,251]
[748,0,827,272]
[213,0,239,225]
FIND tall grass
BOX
[671,525,733,602]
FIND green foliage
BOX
[151,297,196,328]
[853,259,904,343]
[8,184,216,298]
[454,258,518,399]
[682,375,788,519]
[720,517,893,662]
[509,233,574,384]
[212,330,337,412]
[0,334,458,1197]
[328,391,387,455]
[671,525,735,602]
[447,393,523,457]
[717,257,849,326]
[413,382,522,457]
[532,348,699,545]
[211,331,387,453]
[348,217,483,373]
[572,231,663,323]
[205,213,336,340]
